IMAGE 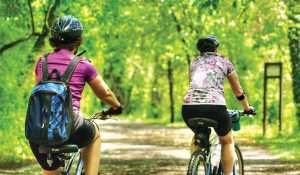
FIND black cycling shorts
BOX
[182,105,231,137]
[29,119,96,171]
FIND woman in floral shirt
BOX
[182,35,255,175]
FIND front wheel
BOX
[216,144,244,175]
[187,150,208,175]
[233,144,244,175]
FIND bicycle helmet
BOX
[196,35,219,53]
[50,16,83,38]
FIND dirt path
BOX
[0,120,299,174]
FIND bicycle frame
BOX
[188,110,253,175]
[63,149,83,175]
[191,128,219,175]
[203,133,219,175]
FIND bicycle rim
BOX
[187,150,207,175]
[233,144,244,175]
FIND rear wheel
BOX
[187,150,208,175]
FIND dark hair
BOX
[196,39,218,53]
[49,34,82,52]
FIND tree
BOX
[287,0,300,129]
[0,0,60,55]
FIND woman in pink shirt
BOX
[30,16,122,175]
[182,35,255,175]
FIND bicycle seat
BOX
[38,144,79,154]
[188,118,218,128]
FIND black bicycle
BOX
[38,109,112,175]
[186,110,256,175]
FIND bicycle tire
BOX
[234,144,244,175]
[212,166,218,175]
[187,150,208,175]
[215,144,244,175]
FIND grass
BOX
[234,121,300,162]
[255,134,300,161]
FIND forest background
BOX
[0,0,299,165]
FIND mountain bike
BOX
[186,110,256,175]
[38,109,112,175]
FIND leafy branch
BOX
[0,0,60,56]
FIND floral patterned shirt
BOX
[183,52,235,105]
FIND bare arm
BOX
[227,72,250,111]
[88,75,121,108]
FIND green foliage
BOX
[256,134,300,161]
[287,0,300,128]
[0,0,298,165]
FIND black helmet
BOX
[50,16,83,38]
[196,35,219,53]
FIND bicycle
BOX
[186,110,256,175]
[38,109,112,175]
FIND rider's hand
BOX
[244,106,256,115]
[107,105,123,115]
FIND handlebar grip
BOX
[101,109,110,116]
[242,110,256,115]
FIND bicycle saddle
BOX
[188,118,218,128]
[38,144,79,154]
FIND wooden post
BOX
[279,63,283,134]
[263,62,283,136]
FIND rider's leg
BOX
[43,168,60,175]
[219,130,234,175]
[81,122,101,175]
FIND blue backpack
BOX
[25,54,80,146]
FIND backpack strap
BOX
[41,54,50,82]
[61,56,81,84]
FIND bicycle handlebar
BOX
[227,109,256,118]
[90,109,114,121]
[90,105,123,121]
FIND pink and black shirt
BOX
[183,52,235,105]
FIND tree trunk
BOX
[0,0,60,55]
[288,0,300,129]
[168,59,175,123]
[148,55,161,118]
[33,0,60,52]
[171,11,191,65]
[288,27,300,129]
[124,68,137,114]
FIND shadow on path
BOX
[0,120,299,175]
